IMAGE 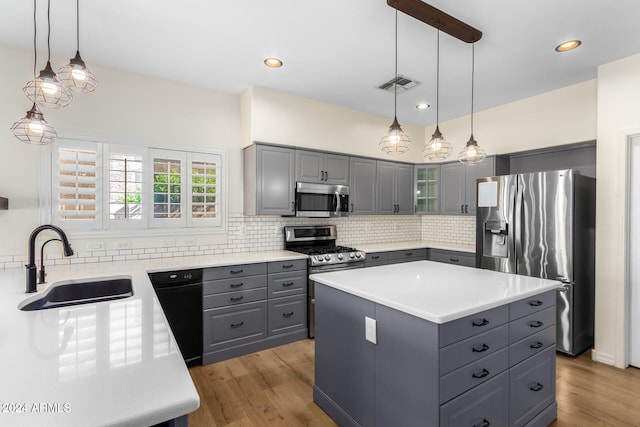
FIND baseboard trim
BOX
[591,348,616,366]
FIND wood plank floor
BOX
[188,340,640,426]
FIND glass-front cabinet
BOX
[414,164,440,214]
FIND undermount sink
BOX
[18,276,134,311]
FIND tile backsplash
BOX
[0,214,475,269]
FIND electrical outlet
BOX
[365,317,377,344]
[161,239,176,247]
[182,238,196,246]
[115,241,131,250]
[275,225,281,235]
[239,225,246,236]
[87,242,105,251]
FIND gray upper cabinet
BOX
[243,144,295,215]
[441,157,496,216]
[295,149,349,185]
[415,164,440,214]
[349,157,377,214]
[376,161,414,214]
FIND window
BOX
[47,138,225,234]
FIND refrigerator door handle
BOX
[514,180,524,269]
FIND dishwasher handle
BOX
[149,269,203,288]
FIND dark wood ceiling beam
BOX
[387,0,482,43]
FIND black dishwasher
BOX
[149,269,203,367]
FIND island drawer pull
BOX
[472,343,490,353]
[405,252,413,256]
[229,283,244,288]
[282,264,294,269]
[528,300,543,306]
[371,255,380,259]
[230,296,244,302]
[530,341,544,349]
[230,269,244,274]
[472,318,490,327]
[473,419,490,427]
[282,312,295,318]
[472,368,490,379]
[230,321,244,328]
[530,382,544,392]
[528,320,544,328]
[282,282,295,287]
[449,258,459,263]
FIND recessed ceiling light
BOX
[416,103,430,110]
[264,57,283,68]
[555,40,582,52]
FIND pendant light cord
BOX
[436,28,440,125]
[470,42,475,134]
[46,0,51,62]
[32,0,37,78]
[76,0,80,50]
[394,6,398,118]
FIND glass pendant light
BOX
[58,0,97,93]
[380,6,412,155]
[458,42,486,165]
[423,28,452,160]
[23,0,73,109]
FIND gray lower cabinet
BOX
[313,285,557,426]
[364,248,428,267]
[349,156,377,214]
[202,260,307,364]
[429,248,476,267]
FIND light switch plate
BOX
[365,316,377,344]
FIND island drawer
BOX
[204,263,267,280]
[268,270,307,297]
[268,295,307,335]
[387,248,428,262]
[439,371,509,427]
[203,288,267,309]
[429,249,476,267]
[440,324,509,375]
[267,259,307,273]
[510,346,556,427]
[509,325,556,367]
[203,275,267,295]
[440,305,509,347]
[510,290,556,320]
[203,301,268,349]
[439,346,509,404]
[509,306,556,344]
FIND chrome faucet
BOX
[26,225,74,293]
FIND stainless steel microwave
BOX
[295,182,349,217]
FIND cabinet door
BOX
[415,165,440,214]
[396,164,414,214]
[465,157,495,215]
[256,145,295,215]
[295,149,323,183]
[376,161,395,214]
[324,153,349,185]
[441,162,465,215]
[349,157,376,214]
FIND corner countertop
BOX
[0,250,305,427]
[357,240,475,254]
[310,260,561,324]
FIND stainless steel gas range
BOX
[284,225,366,337]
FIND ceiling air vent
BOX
[377,74,421,93]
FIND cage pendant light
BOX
[23,0,73,109]
[458,42,486,164]
[58,0,97,93]
[380,6,412,155]
[423,28,452,160]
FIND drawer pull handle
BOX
[530,341,544,349]
[230,321,244,328]
[230,269,244,274]
[528,300,543,306]
[282,264,294,269]
[282,282,295,287]
[230,296,244,302]
[528,320,544,328]
[230,283,244,288]
[472,368,490,379]
[282,312,295,318]
[405,252,413,256]
[530,382,544,392]
[371,255,380,259]
[449,258,459,263]
[472,343,490,353]
[473,419,490,427]
[472,318,489,327]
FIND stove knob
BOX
[349,252,355,259]
[315,256,323,262]
[324,255,331,261]
[337,253,343,260]
[355,252,362,258]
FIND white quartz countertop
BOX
[310,260,561,324]
[0,250,305,427]
[358,240,475,254]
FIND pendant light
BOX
[380,6,412,155]
[23,0,73,109]
[58,0,97,93]
[458,42,486,164]
[11,0,57,145]
[423,28,452,160]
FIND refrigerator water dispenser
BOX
[483,220,508,258]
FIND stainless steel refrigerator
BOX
[476,169,595,356]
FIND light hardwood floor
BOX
[188,340,640,426]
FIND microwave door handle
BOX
[333,193,339,215]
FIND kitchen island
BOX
[310,261,562,427]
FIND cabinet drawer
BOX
[365,252,389,264]
[267,259,307,274]
[268,271,307,297]
[510,325,556,367]
[203,287,267,309]
[440,324,509,375]
[510,346,556,427]
[387,248,428,261]
[510,306,556,344]
[439,347,509,404]
[510,290,556,320]
[429,249,476,267]
[203,274,267,295]
[440,372,509,427]
[440,305,509,348]
[364,261,388,268]
[203,301,267,350]
[204,263,267,280]
[268,295,307,335]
